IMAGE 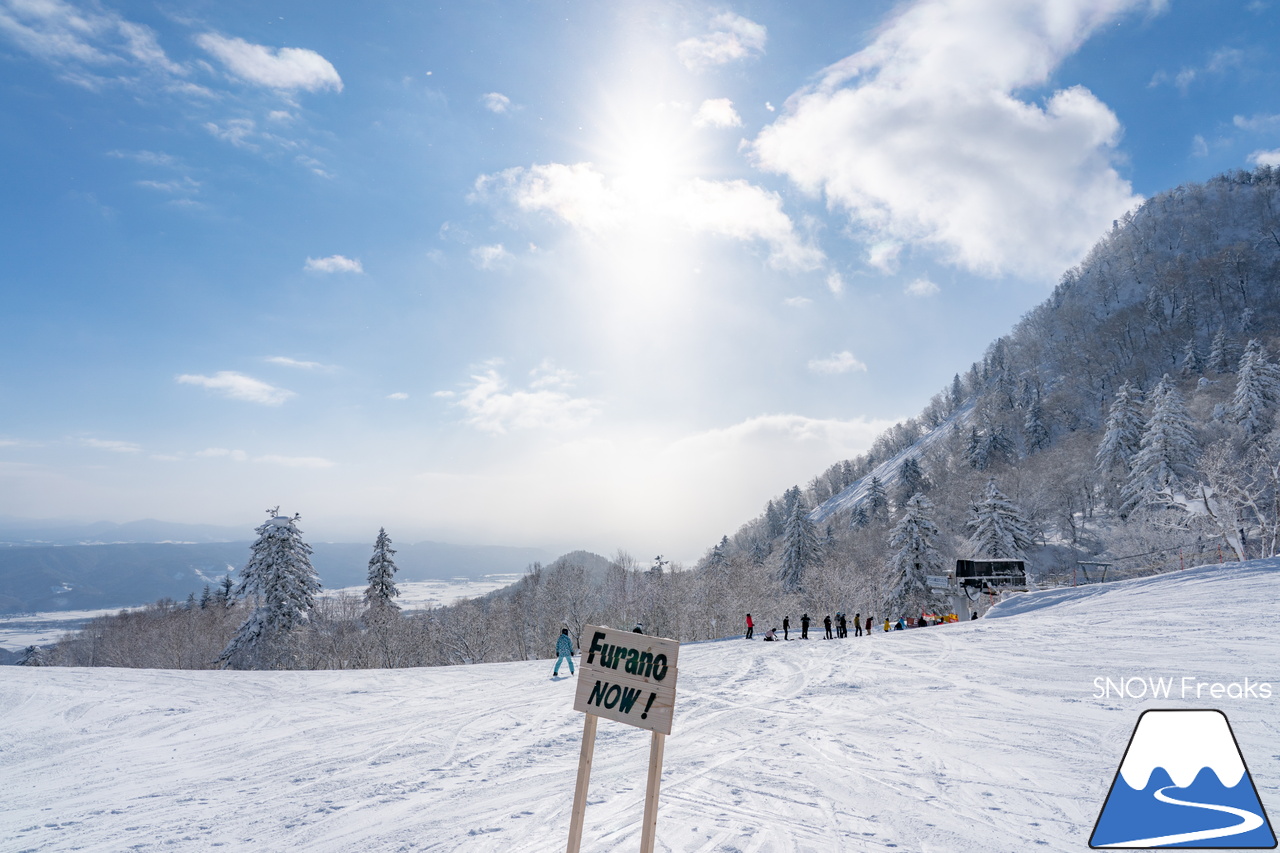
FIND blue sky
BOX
[2,0,1279,560]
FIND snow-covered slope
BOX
[810,402,973,524]
[2,561,1277,852]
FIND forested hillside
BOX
[714,166,1280,617]
[35,168,1280,669]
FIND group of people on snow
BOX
[746,609,973,640]
[550,608,979,676]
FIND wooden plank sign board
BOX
[572,625,679,735]
[566,625,681,853]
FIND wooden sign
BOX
[572,625,679,735]
[566,625,681,853]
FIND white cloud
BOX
[136,177,199,194]
[482,92,512,113]
[304,254,363,274]
[471,244,513,270]
[176,371,295,405]
[693,98,742,129]
[529,359,578,390]
[197,447,248,462]
[905,277,940,297]
[477,163,823,272]
[783,296,813,307]
[82,438,142,453]
[825,272,846,296]
[387,392,409,401]
[751,0,1149,280]
[195,447,332,467]
[474,163,620,232]
[675,179,825,272]
[808,351,867,374]
[1249,149,1280,167]
[1154,47,1246,93]
[266,356,326,369]
[0,0,182,76]
[295,155,333,179]
[108,150,182,168]
[867,241,902,273]
[1235,113,1280,132]
[204,118,258,149]
[677,12,766,71]
[196,33,342,92]
[437,362,599,434]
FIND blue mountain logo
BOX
[1091,709,1276,848]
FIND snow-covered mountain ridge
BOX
[724,168,1280,588]
[4,559,1276,851]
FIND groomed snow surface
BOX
[3,560,1278,852]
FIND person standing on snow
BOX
[837,612,847,638]
[745,613,754,639]
[553,628,575,677]
[801,613,810,639]
[823,614,833,639]
[866,615,874,635]
[883,617,891,632]
[783,615,791,640]
[854,612,863,637]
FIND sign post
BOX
[565,624,679,853]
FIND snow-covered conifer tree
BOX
[17,645,47,666]
[1095,381,1145,477]
[966,427,987,470]
[967,418,1015,470]
[763,500,785,538]
[704,535,729,572]
[895,457,929,509]
[779,497,819,592]
[1207,326,1233,373]
[781,485,802,518]
[1120,375,1200,515]
[216,574,234,607]
[1179,339,1203,377]
[866,476,889,522]
[885,493,949,618]
[966,479,1035,559]
[364,527,401,613]
[849,503,870,529]
[1230,339,1280,437]
[1024,394,1050,453]
[219,508,321,669]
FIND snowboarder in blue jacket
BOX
[554,628,575,676]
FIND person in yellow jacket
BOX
[883,617,891,632]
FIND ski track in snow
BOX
[2,561,1278,852]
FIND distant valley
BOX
[0,520,551,614]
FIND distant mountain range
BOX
[0,517,252,546]
[0,517,552,613]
